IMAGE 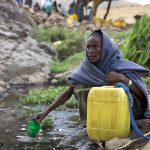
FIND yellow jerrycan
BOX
[87,86,130,141]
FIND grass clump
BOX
[21,86,78,109]
[65,96,77,108]
[33,26,67,43]
[21,86,66,105]
[41,116,53,129]
[51,51,85,73]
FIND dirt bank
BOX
[96,1,150,24]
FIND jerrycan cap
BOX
[27,119,40,137]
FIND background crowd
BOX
[15,0,94,23]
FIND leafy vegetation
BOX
[33,26,67,43]
[21,86,78,108]
[21,86,66,105]
[56,30,87,60]
[33,26,89,60]
[65,96,77,108]
[122,14,150,68]
[51,51,85,73]
[41,116,53,129]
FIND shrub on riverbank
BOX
[33,26,89,60]
[122,14,150,69]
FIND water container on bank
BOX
[87,86,130,141]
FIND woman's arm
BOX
[35,85,74,121]
[106,71,144,98]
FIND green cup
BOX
[27,119,40,137]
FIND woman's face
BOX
[86,35,102,64]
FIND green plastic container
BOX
[27,119,40,137]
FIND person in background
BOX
[35,29,150,123]
[16,0,23,7]
[68,1,75,15]
[77,2,84,22]
[42,0,53,16]
[57,3,67,17]
[87,6,93,22]
[52,0,59,13]
[25,0,32,8]
[33,2,41,12]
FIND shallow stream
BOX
[0,106,83,150]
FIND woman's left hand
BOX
[106,71,128,85]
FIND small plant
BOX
[65,96,77,108]
[41,116,53,129]
[31,143,40,150]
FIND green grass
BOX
[21,86,78,108]
[51,51,85,73]
[65,96,78,108]
[21,86,66,105]
[32,26,67,43]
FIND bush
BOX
[33,26,89,60]
[41,116,53,129]
[122,14,150,69]
[33,26,67,43]
[65,96,78,108]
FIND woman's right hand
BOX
[35,111,47,122]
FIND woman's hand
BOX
[34,86,74,122]
[106,71,129,85]
[35,111,47,122]
[106,71,144,97]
